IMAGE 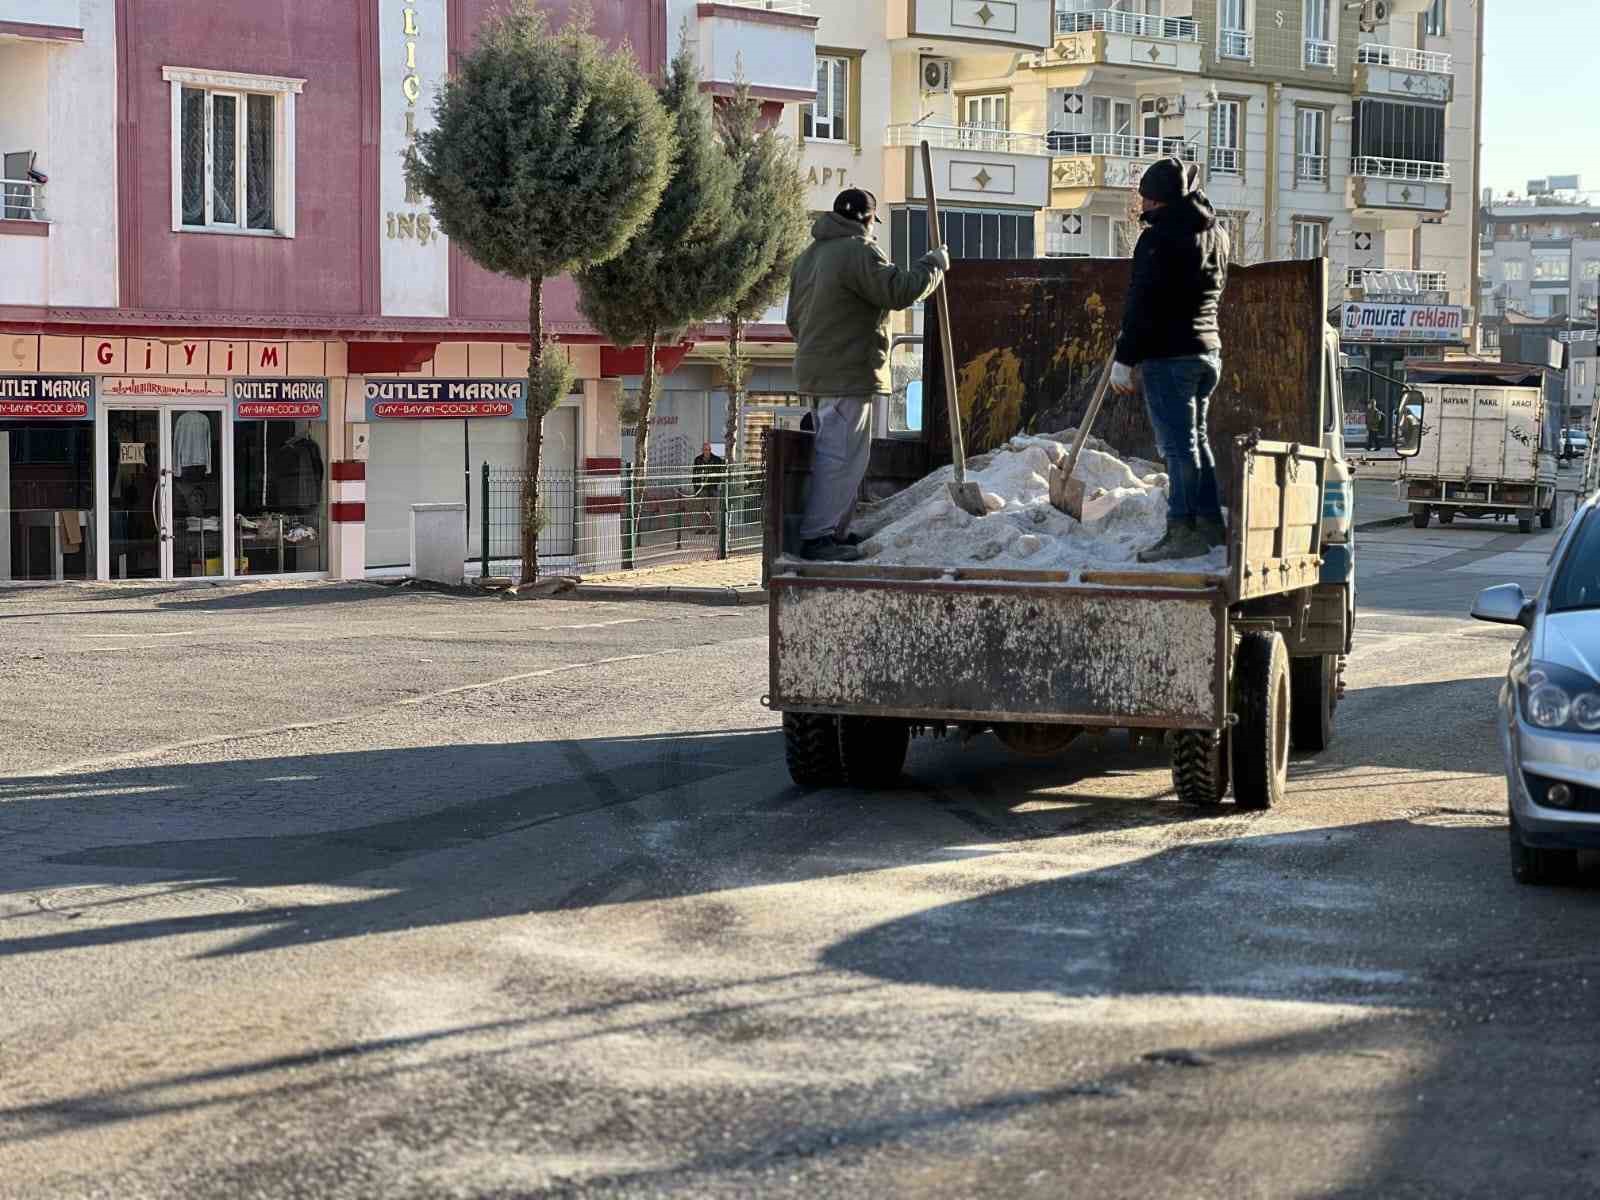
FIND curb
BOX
[1355,515,1413,531]
[561,584,768,607]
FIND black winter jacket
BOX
[1114,193,1230,366]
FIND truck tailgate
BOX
[771,575,1226,729]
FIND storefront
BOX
[0,374,96,583]
[1339,302,1468,449]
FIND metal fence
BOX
[480,462,765,578]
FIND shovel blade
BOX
[1049,465,1087,520]
[948,480,989,517]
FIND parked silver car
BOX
[1474,498,1600,882]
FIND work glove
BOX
[1109,361,1136,396]
[924,245,951,271]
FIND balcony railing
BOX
[1303,38,1337,67]
[1048,132,1199,161]
[1,178,45,222]
[886,122,1049,156]
[1351,156,1450,182]
[1218,29,1252,59]
[1055,9,1199,41]
[1346,267,1449,293]
[1356,43,1451,73]
[1297,153,1329,183]
[1208,145,1241,174]
[715,0,812,11]
[1045,232,1087,257]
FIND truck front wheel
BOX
[839,716,909,788]
[1232,632,1291,810]
[1411,506,1430,529]
[1518,513,1535,534]
[783,711,843,788]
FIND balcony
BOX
[1217,29,1252,60]
[1044,231,1087,257]
[1346,267,1449,300]
[1354,42,1453,102]
[1,176,45,222]
[892,0,1053,52]
[694,1,819,105]
[882,123,1051,210]
[1049,134,1200,193]
[1348,156,1451,215]
[1047,8,1202,75]
[1303,39,1337,68]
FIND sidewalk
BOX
[568,554,765,605]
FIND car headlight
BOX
[1517,661,1600,732]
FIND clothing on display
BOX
[272,435,325,508]
[173,411,214,475]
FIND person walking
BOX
[1109,156,1231,563]
[787,188,948,562]
[690,441,723,531]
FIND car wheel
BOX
[1508,814,1577,886]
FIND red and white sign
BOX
[370,400,517,419]
[0,374,96,420]
[1341,303,1466,344]
[0,399,89,419]
[102,376,228,399]
[237,401,324,419]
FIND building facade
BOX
[1479,188,1600,328]
[0,0,813,583]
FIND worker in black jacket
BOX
[1110,156,1231,563]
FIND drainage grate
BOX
[32,883,261,923]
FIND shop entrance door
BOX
[104,406,229,580]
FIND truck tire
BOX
[1171,730,1229,806]
[839,716,909,788]
[783,711,843,788]
[1232,631,1290,810]
[1518,513,1535,534]
[1290,654,1336,754]
[1541,505,1555,530]
[1437,508,1455,525]
[1411,506,1430,529]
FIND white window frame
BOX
[1503,260,1525,281]
[1217,0,1251,60]
[1209,99,1241,175]
[1583,260,1600,281]
[806,56,850,144]
[1424,0,1445,36]
[164,66,302,238]
[1533,251,1570,282]
[1296,107,1329,185]
[1293,218,1326,260]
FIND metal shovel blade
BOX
[948,479,988,516]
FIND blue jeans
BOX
[1141,352,1222,522]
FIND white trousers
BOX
[800,394,879,542]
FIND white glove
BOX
[924,245,951,271]
[1109,361,1136,396]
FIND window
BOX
[1583,261,1600,281]
[1534,251,1570,282]
[1504,260,1525,281]
[1209,100,1241,174]
[1293,218,1326,260]
[888,206,1034,271]
[1352,99,1445,172]
[1425,0,1446,36]
[234,416,328,574]
[1218,210,1247,259]
[1218,0,1250,58]
[1303,0,1335,65]
[164,67,301,236]
[962,94,1009,151]
[1296,107,1328,184]
[804,55,850,143]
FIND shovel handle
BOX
[921,140,966,485]
[1061,355,1118,486]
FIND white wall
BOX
[379,0,449,316]
[47,0,118,307]
[800,0,891,214]
[0,0,81,26]
[1416,0,1479,310]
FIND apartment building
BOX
[1479,184,1600,328]
[0,0,811,583]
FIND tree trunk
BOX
[631,326,660,542]
[521,279,545,586]
[723,309,744,462]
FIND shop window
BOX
[1,423,93,582]
[164,66,303,237]
[234,418,327,574]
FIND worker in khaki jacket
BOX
[787,188,948,562]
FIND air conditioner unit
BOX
[921,57,954,94]
[1358,0,1389,32]
[1153,94,1186,117]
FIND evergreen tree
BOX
[575,37,750,491]
[717,79,809,461]
[406,1,672,585]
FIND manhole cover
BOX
[32,883,260,923]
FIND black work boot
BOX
[1137,520,1208,564]
[1194,515,1227,549]
[800,536,863,563]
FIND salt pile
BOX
[848,433,1226,574]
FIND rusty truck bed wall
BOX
[922,258,1329,484]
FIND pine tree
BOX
[406,1,673,586]
[575,37,750,493]
[717,79,809,461]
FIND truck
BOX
[1397,360,1559,533]
[763,258,1356,808]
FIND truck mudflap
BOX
[770,576,1227,730]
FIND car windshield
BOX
[1547,511,1600,612]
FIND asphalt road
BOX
[3,523,1598,1199]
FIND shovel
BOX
[1049,353,1118,520]
[921,140,989,518]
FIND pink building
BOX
[0,0,813,581]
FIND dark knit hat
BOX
[833,187,881,226]
[1138,156,1198,204]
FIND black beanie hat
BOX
[833,187,881,226]
[1138,156,1196,204]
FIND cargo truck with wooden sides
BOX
[762,258,1357,808]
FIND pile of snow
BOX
[847,432,1226,574]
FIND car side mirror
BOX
[1471,582,1533,627]
[1394,388,1425,459]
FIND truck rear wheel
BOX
[1437,508,1455,525]
[1411,506,1430,529]
[1171,730,1229,806]
[1290,654,1336,754]
[783,711,843,788]
[1518,513,1535,534]
[839,716,909,788]
[1232,632,1290,810]
[1541,506,1555,529]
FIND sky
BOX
[1480,0,1600,199]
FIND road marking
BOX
[80,631,200,638]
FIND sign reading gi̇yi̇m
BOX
[0,374,95,420]
[364,379,529,420]
[1341,303,1466,344]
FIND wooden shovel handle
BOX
[921,140,966,484]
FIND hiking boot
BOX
[800,536,863,563]
[1137,522,1209,564]
[1194,515,1227,549]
